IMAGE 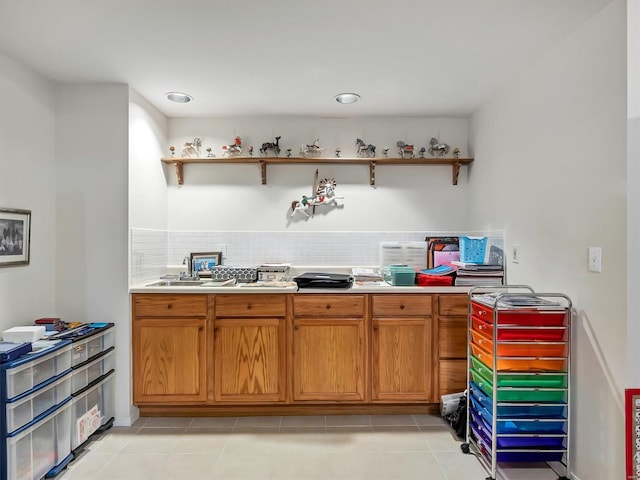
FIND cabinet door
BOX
[214,318,286,403]
[293,318,365,402]
[439,359,467,397]
[133,318,206,403]
[372,317,432,402]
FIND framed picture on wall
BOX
[0,208,31,267]
[189,251,222,277]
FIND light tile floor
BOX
[59,415,565,480]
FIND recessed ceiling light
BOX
[335,93,360,104]
[166,92,193,103]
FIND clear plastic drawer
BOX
[71,328,115,367]
[5,373,71,434]
[71,370,115,450]
[6,400,72,480]
[5,344,72,400]
[71,348,115,393]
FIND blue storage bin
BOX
[459,236,487,263]
[496,419,567,435]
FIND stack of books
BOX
[451,261,504,286]
[351,267,384,284]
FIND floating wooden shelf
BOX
[161,156,474,186]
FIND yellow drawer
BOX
[371,295,432,316]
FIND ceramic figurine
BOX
[169,146,176,157]
[419,147,426,158]
[335,147,341,158]
[286,148,292,158]
[222,136,243,156]
[396,141,415,158]
[249,145,254,156]
[290,175,344,218]
[428,137,450,157]
[301,139,325,156]
[382,147,389,157]
[206,147,215,158]
[355,138,376,158]
[453,147,461,159]
[181,137,202,157]
[260,136,281,156]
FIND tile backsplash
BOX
[131,229,504,285]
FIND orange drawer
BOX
[471,301,567,326]
[470,330,567,358]
[133,294,208,317]
[215,295,286,317]
[469,342,567,372]
[371,295,431,316]
[293,295,365,316]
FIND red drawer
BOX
[471,301,567,326]
[471,316,567,341]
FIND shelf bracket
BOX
[173,162,184,185]
[369,161,376,186]
[452,161,461,185]
[260,160,267,185]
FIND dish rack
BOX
[462,285,572,480]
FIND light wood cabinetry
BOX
[371,295,433,402]
[131,291,468,414]
[435,294,468,398]
[292,295,367,402]
[132,294,209,403]
[213,295,286,403]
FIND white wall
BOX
[0,51,56,331]
[469,2,626,478]
[165,117,471,231]
[55,84,133,425]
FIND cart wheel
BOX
[460,443,470,454]
[485,477,495,480]
[557,477,570,480]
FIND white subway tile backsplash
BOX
[130,228,504,285]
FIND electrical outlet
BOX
[588,246,602,273]
[512,245,520,264]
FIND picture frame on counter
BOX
[0,208,31,267]
[190,251,222,277]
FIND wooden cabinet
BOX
[371,295,433,402]
[213,295,286,403]
[132,294,209,404]
[435,294,468,398]
[292,295,366,402]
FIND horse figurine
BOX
[428,137,450,157]
[290,177,344,218]
[396,141,415,158]
[260,136,281,156]
[181,137,202,157]
[222,136,242,156]
[300,139,325,156]
[355,138,376,158]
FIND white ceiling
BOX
[0,0,611,118]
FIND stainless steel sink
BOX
[145,280,207,287]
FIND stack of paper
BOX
[351,267,384,283]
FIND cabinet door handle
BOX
[294,325,299,331]
[214,327,220,335]
[199,326,204,332]
[373,325,379,331]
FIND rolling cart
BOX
[461,286,572,480]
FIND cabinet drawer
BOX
[439,317,467,358]
[438,295,468,316]
[215,295,286,317]
[133,294,208,317]
[293,295,365,316]
[371,295,432,316]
